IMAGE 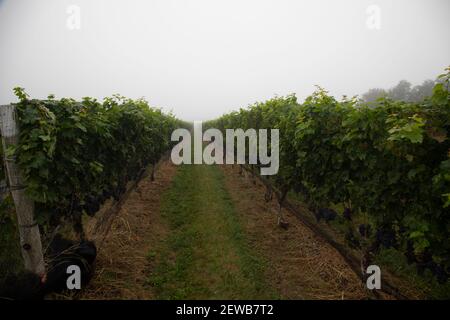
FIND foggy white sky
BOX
[0,0,449,121]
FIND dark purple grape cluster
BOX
[314,208,337,222]
[374,226,398,250]
[404,243,449,284]
[358,224,372,238]
[342,207,352,221]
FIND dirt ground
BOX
[220,165,369,300]
[79,162,381,300]
[81,160,177,299]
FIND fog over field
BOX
[0,0,449,120]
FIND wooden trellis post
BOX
[0,104,45,276]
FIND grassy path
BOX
[147,164,278,299]
[83,161,367,299]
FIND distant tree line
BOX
[362,79,437,103]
